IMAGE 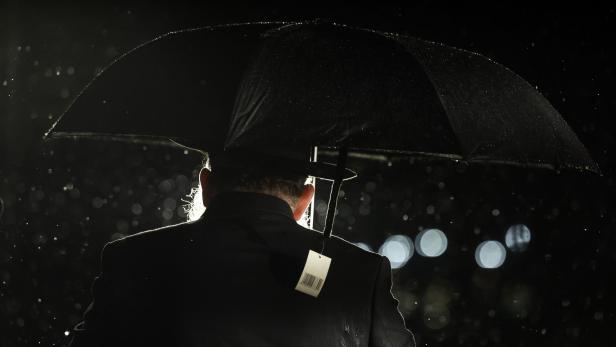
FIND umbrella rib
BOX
[395,37,467,159]
[318,146,593,171]
[46,132,184,147]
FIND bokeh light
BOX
[505,224,531,252]
[475,240,507,269]
[379,234,414,269]
[415,228,448,257]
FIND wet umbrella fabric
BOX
[46,22,598,173]
[45,22,600,236]
[225,23,598,173]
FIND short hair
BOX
[208,161,309,204]
[184,153,310,222]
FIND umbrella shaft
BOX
[323,147,348,243]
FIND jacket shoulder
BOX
[298,225,384,264]
[108,218,202,255]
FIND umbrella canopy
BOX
[44,21,600,237]
[45,23,269,153]
[45,21,599,174]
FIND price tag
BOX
[295,250,332,298]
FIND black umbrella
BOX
[45,21,599,238]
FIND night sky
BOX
[1,4,615,347]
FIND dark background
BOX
[1,3,614,346]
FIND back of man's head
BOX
[207,162,309,205]
[185,153,312,221]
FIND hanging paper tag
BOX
[295,250,332,298]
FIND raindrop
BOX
[158,179,174,193]
[475,241,506,269]
[131,203,143,215]
[360,192,371,203]
[91,197,105,208]
[162,209,174,220]
[426,205,435,215]
[491,209,500,216]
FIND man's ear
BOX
[293,184,315,221]
[199,168,212,207]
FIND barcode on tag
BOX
[300,273,324,291]
[295,250,331,298]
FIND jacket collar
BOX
[203,191,295,221]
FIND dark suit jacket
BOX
[70,192,415,346]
